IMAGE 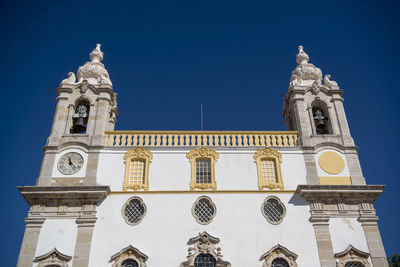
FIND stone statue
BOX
[60,72,76,85]
[100,73,113,86]
[324,74,338,87]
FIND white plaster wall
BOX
[51,148,88,178]
[96,148,306,191]
[330,217,372,266]
[89,193,320,267]
[34,219,77,267]
[315,149,350,177]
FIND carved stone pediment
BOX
[33,248,72,267]
[260,244,298,267]
[334,245,370,267]
[180,232,231,267]
[109,245,148,267]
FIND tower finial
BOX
[90,43,104,63]
[296,45,309,65]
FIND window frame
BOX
[254,147,284,190]
[259,244,298,267]
[109,245,148,267]
[33,248,72,267]
[187,147,219,190]
[123,147,153,191]
[192,196,217,225]
[121,196,147,226]
[261,196,286,225]
[334,245,371,267]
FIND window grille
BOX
[123,198,146,225]
[263,197,285,224]
[194,253,216,267]
[121,258,139,267]
[260,159,277,184]
[196,159,212,183]
[345,262,365,267]
[271,258,290,267]
[193,197,215,224]
[128,159,145,186]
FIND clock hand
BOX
[68,157,77,171]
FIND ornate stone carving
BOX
[289,46,323,88]
[77,44,112,86]
[60,72,76,86]
[324,74,339,88]
[334,245,371,267]
[259,244,298,267]
[109,245,148,267]
[253,147,284,190]
[123,147,153,191]
[33,248,72,267]
[180,232,231,267]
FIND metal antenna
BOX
[201,104,203,131]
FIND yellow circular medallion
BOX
[318,151,345,174]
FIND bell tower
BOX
[283,46,365,185]
[37,44,118,186]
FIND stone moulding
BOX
[18,186,110,207]
[259,244,298,267]
[334,245,371,267]
[109,245,148,267]
[33,248,72,267]
[295,185,385,205]
[187,147,219,190]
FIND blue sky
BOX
[1,0,399,264]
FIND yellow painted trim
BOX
[110,190,296,195]
[318,151,345,174]
[254,148,284,190]
[123,147,153,191]
[186,147,219,190]
[319,176,352,185]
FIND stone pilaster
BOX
[331,97,355,147]
[72,217,97,267]
[36,151,56,186]
[303,151,319,185]
[47,96,69,146]
[310,216,336,267]
[345,150,366,185]
[17,218,45,267]
[359,216,388,267]
[84,151,100,185]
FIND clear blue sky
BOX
[1,0,399,265]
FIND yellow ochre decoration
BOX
[318,151,345,174]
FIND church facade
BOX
[17,45,388,267]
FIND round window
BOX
[121,258,139,267]
[192,196,216,225]
[122,197,146,225]
[262,196,286,224]
[271,258,290,267]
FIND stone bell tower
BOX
[36,44,118,186]
[283,46,365,185]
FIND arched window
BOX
[187,147,219,190]
[311,100,332,135]
[70,98,90,134]
[194,254,216,267]
[334,245,370,267]
[123,147,153,191]
[254,148,284,190]
[271,258,290,267]
[121,258,139,267]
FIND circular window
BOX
[122,197,146,225]
[262,196,286,224]
[271,258,290,267]
[121,259,139,267]
[192,196,216,225]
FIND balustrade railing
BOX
[104,131,298,147]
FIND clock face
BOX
[57,152,84,175]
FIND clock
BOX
[57,152,84,175]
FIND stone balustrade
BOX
[104,131,298,147]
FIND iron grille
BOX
[263,198,284,223]
[271,258,290,267]
[196,159,212,183]
[121,259,139,267]
[194,253,216,267]
[194,198,215,223]
[125,199,145,223]
[345,262,365,267]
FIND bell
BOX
[314,109,327,130]
[71,117,86,133]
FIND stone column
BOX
[303,152,319,185]
[310,216,336,267]
[359,216,388,267]
[345,150,366,185]
[17,218,45,267]
[48,96,69,146]
[36,151,56,186]
[72,217,97,267]
[84,151,100,185]
[331,98,355,147]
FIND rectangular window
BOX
[196,159,212,183]
[260,159,277,184]
[128,159,145,185]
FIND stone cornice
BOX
[19,186,110,206]
[296,185,384,204]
